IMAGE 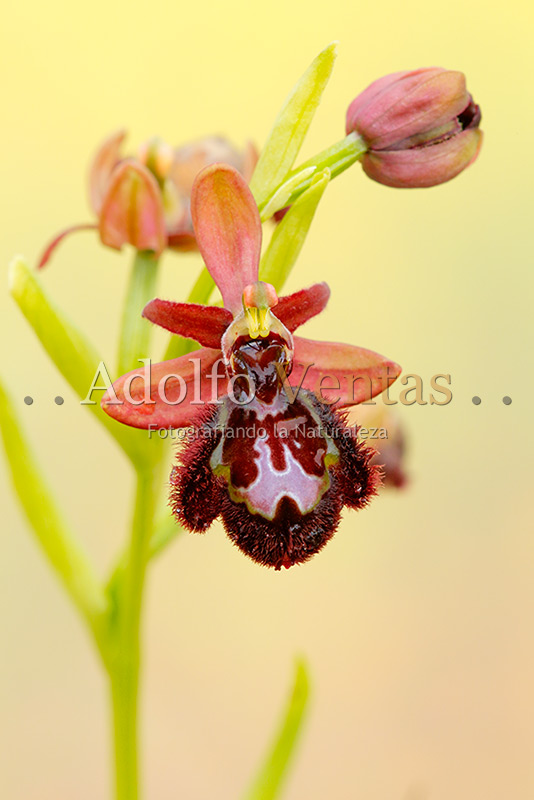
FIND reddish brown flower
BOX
[102,165,401,568]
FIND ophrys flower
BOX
[102,165,402,568]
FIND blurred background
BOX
[1,1,533,798]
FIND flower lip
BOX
[229,334,293,404]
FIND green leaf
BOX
[117,250,159,376]
[249,42,338,211]
[8,256,146,466]
[241,659,310,800]
[0,377,108,645]
[259,170,330,292]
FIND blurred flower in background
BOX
[38,131,258,266]
[346,68,482,187]
[348,404,409,489]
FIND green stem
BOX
[117,251,159,376]
[259,133,367,216]
[109,466,159,800]
[293,131,366,180]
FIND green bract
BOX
[249,42,337,210]
[260,169,330,291]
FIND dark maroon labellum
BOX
[168,308,381,569]
[170,386,379,569]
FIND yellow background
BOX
[1,1,533,798]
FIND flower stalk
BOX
[109,464,161,800]
[258,132,367,216]
[117,250,160,376]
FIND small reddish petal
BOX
[363,128,482,188]
[101,348,228,430]
[191,164,262,314]
[292,336,401,406]
[89,129,126,214]
[37,223,98,269]
[99,161,167,254]
[167,229,198,251]
[275,282,331,332]
[142,298,232,349]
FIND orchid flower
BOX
[102,165,401,569]
[38,131,257,267]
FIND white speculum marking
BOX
[230,436,330,520]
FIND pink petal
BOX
[346,70,417,126]
[143,298,232,349]
[101,348,229,429]
[191,164,262,314]
[362,128,482,188]
[89,129,126,214]
[37,223,98,269]
[291,336,401,406]
[346,69,469,150]
[275,282,330,332]
[99,160,167,254]
[362,71,468,151]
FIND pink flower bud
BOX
[98,160,167,254]
[346,68,482,188]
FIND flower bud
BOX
[98,160,167,254]
[346,68,482,187]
